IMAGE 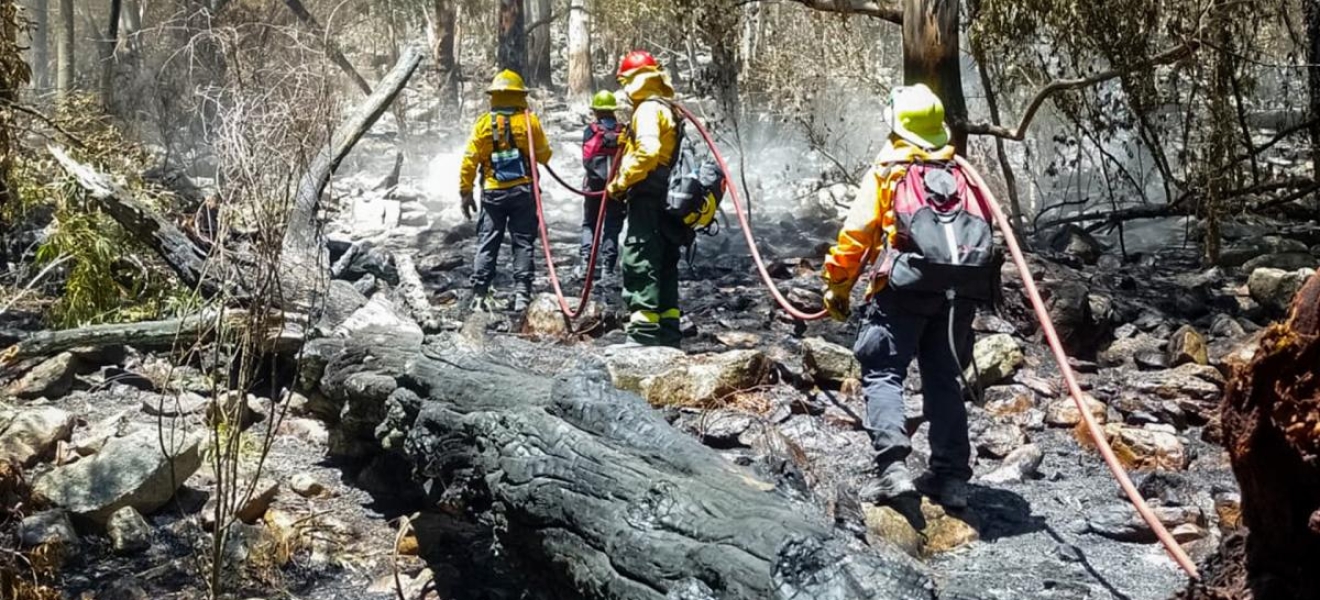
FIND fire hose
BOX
[668,103,1201,578]
[524,109,619,322]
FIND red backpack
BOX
[582,121,622,187]
[873,160,1001,302]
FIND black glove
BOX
[461,191,476,221]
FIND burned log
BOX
[1182,271,1320,600]
[305,331,936,600]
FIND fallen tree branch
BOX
[963,42,1199,141]
[49,147,225,297]
[0,309,246,367]
[283,0,373,95]
[279,43,424,310]
[1039,177,1317,230]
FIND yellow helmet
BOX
[889,84,950,149]
[488,70,529,94]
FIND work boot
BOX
[915,471,970,510]
[858,462,917,504]
[512,291,531,313]
[468,288,493,313]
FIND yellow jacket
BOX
[459,95,553,194]
[823,138,957,298]
[608,70,679,196]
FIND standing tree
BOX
[28,0,47,90]
[1307,0,1320,190]
[497,0,526,75]
[0,0,30,208]
[566,0,591,96]
[433,0,458,104]
[54,0,69,102]
[99,0,121,111]
[901,0,966,151]
[526,0,551,86]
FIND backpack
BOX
[489,111,529,183]
[873,160,1001,302]
[632,99,726,238]
[583,121,622,188]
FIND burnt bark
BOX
[99,0,121,111]
[0,310,266,369]
[1307,0,1320,206]
[901,0,965,152]
[497,0,526,75]
[1183,272,1320,600]
[432,0,457,104]
[305,332,936,600]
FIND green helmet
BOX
[591,90,618,111]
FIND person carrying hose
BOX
[578,90,626,287]
[458,70,553,313]
[822,84,1001,509]
[606,51,686,348]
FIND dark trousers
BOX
[621,172,683,346]
[580,190,626,273]
[470,185,538,296]
[854,289,975,481]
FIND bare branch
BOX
[964,42,1200,141]
[740,0,903,24]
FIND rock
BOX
[1248,267,1317,315]
[71,410,132,457]
[1167,325,1209,367]
[1130,363,1224,401]
[679,409,757,447]
[863,504,922,558]
[279,418,330,446]
[642,350,772,408]
[1132,471,1194,507]
[522,293,570,337]
[0,407,76,467]
[1045,280,1104,356]
[34,428,202,525]
[206,391,266,430]
[966,334,1023,387]
[290,472,327,498]
[1044,395,1108,427]
[714,331,762,349]
[19,510,78,547]
[7,352,79,399]
[1219,235,1309,267]
[802,337,860,385]
[202,478,279,527]
[601,346,687,393]
[980,444,1044,484]
[1099,333,1165,368]
[920,498,980,556]
[1171,523,1208,543]
[141,392,208,417]
[1049,225,1105,265]
[976,423,1027,459]
[107,506,152,554]
[1214,492,1242,531]
[1086,503,1204,543]
[981,385,1037,420]
[1105,424,1188,471]
[1241,252,1318,273]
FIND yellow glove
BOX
[823,284,852,322]
[606,180,627,201]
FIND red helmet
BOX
[617,50,658,79]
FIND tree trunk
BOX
[30,0,47,90]
[901,0,966,152]
[1,0,21,209]
[497,0,526,75]
[304,332,936,600]
[1306,0,1320,205]
[1181,272,1320,600]
[54,0,70,102]
[432,0,457,104]
[566,0,590,96]
[99,0,121,111]
[120,0,140,56]
[526,0,551,86]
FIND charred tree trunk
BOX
[901,0,966,152]
[0,0,22,210]
[279,44,423,312]
[1183,272,1320,600]
[526,0,551,86]
[98,0,120,111]
[566,0,591,97]
[304,332,936,600]
[54,0,70,102]
[30,0,47,91]
[432,0,458,105]
[1306,0,1320,204]
[497,0,526,75]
